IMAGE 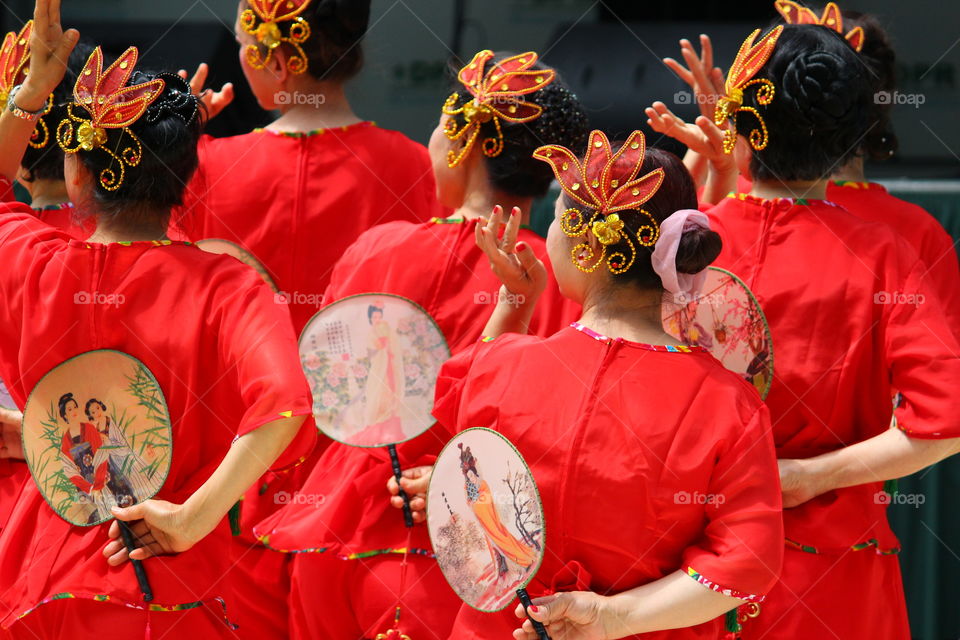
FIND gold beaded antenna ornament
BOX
[442,50,556,168]
[0,21,54,149]
[714,25,784,154]
[533,130,665,275]
[57,47,164,192]
[774,1,865,51]
[241,0,314,75]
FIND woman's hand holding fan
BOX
[387,464,432,523]
[513,592,610,640]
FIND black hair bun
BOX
[781,51,859,129]
[675,226,722,274]
[314,0,370,39]
[140,73,200,126]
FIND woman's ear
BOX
[268,47,291,86]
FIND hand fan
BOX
[21,349,172,601]
[428,427,550,639]
[196,238,279,292]
[662,266,774,398]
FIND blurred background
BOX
[2,1,957,637]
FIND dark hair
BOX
[562,147,721,290]
[843,11,898,160]
[242,0,370,82]
[84,398,106,420]
[367,304,383,322]
[743,24,870,182]
[70,72,202,229]
[20,41,95,183]
[446,53,589,199]
[58,392,78,421]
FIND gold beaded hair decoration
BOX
[533,130,665,275]
[0,21,53,150]
[774,1,865,51]
[241,0,313,75]
[714,25,783,154]
[56,47,165,192]
[442,50,556,168]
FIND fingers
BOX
[700,34,713,71]
[53,29,79,65]
[501,207,521,254]
[679,40,711,95]
[35,0,49,32]
[178,69,189,80]
[111,502,146,522]
[475,205,503,258]
[710,66,726,94]
[189,63,208,96]
[662,57,694,88]
[696,115,728,153]
[386,475,399,495]
[399,467,431,494]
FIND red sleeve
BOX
[884,258,960,439]
[216,267,317,469]
[681,404,784,601]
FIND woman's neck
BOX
[456,166,533,224]
[267,81,362,133]
[578,285,680,346]
[750,178,827,201]
[831,156,867,183]
[26,178,70,209]
[86,214,169,244]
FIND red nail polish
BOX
[529,606,539,613]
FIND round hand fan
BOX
[663,266,774,398]
[428,427,550,639]
[22,349,172,600]
[196,238,278,292]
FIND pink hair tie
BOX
[650,209,711,303]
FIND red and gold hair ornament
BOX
[0,21,53,149]
[714,26,783,154]
[57,47,165,191]
[533,130,665,275]
[241,0,313,75]
[442,50,556,168]
[774,1,865,52]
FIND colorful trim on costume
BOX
[33,201,73,212]
[832,180,881,191]
[74,239,194,248]
[727,192,842,209]
[892,419,948,438]
[785,537,901,555]
[480,336,496,343]
[14,593,237,630]
[258,534,434,559]
[570,322,708,353]
[685,567,764,603]
[253,121,375,138]
[430,216,465,225]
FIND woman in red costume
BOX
[254,49,589,640]
[0,3,313,636]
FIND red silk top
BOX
[0,177,315,628]
[708,193,960,553]
[432,324,784,639]
[254,218,581,555]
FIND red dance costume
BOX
[708,193,960,639]
[432,323,784,639]
[173,123,442,639]
[0,178,315,638]
[255,216,580,639]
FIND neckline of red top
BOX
[569,322,708,353]
[66,239,194,249]
[727,192,843,208]
[253,121,375,138]
[832,180,885,191]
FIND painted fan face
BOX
[299,294,451,448]
[21,350,172,526]
[196,239,278,292]
[662,267,774,398]
[427,428,545,612]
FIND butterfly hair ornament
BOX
[533,130,665,275]
[442,50,556,168]
[714,25,783,154]
[774,1,865,51]
[56,47,165,192]
[0,21,54,149]
[241,0,313,74]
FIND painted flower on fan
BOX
[321,390,338,409]
[592,214,625,246]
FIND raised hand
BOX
[645,102,731,166]
[178,63,234,121]
[663,35,725,122]
[475,205,547,303]
[19,0,79,111]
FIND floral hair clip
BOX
[0,21,54,149]
[442,50,556,168]
[533,130,665,275]
[241,0,313,75]
[774,1,864,52]
[56,47,165,191]
[714,25,783,154]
